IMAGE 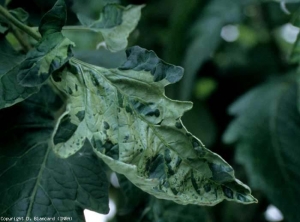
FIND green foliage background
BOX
[1,0,300,221]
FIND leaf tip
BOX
[39,0,67,36]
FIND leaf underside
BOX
[51,46,257,206]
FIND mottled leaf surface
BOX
[0,0,74,109]
[0,86,109,220]
[51,46,256,206]
[17,0,74,87]
[223,74,300,221]
[77,4,143,52]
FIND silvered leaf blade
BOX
[51,46,257,206]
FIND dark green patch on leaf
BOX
[208,163,234,183]
[146,154,166,179]
[92,137,119,160]
[119,46,184,83]
[103,121,110,129]
[204,183,211,192]
[104,141,119,159]
[53,114,78,145]
[76,110,85,121]
[191,170,201,195]
[222,186,234,199]
[130,99,160,117]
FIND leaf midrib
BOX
[26,141,51,217]
[76,59,232,198]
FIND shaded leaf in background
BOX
[116,174,147,216]
[223,74,300,221]
[0,0,74,109]
[76,4,143,52]
[181,99,217,147]
[145,197,209,222]
[290,10,300,64]
[180,0,243,100]
[51,46,256,206]
[72,0,119,19]
[163,0,199,65]
[0,85,109,220]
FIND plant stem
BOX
[0,5,41,41]
[32,25,94,32]
[11,26,31,51]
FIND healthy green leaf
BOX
[51,46,257,206]
[223,74,300,221]
[0,85,109,220]
[180,0,243,100]
[0,0,74,109]
[77,4,143,52]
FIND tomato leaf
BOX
[76,4,143,52]
[0,0,74,109]
[223,74,300,221]
[51,46,257,206]
[17,0,75,87]
[0,85,109,220]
